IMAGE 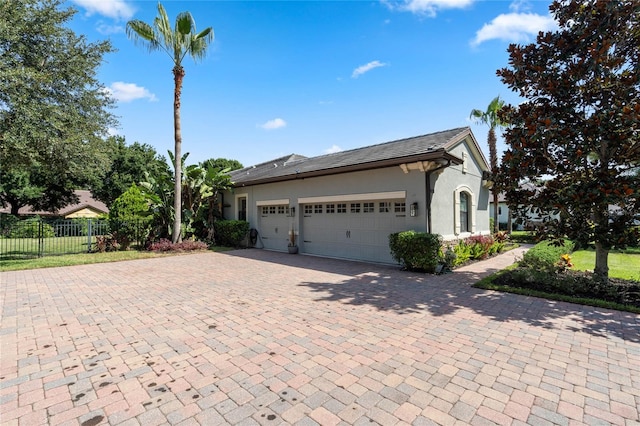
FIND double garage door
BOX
[257,195,409,264]
[301,198,408,264]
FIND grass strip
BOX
[0,246,234,272]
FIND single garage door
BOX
[258,204,290,251]
[301,199,408,264]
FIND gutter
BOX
[232,151,461,188]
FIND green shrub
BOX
[494,268,640,308]
[8,217,55,238]
[0,214,19,236]
[389,231,442,273]
[214,220,250,247]
[510,231,537,244]
[521,239,575,272]
[452,241,472,267]
[109,184,151,249]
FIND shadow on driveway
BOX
[225,248,640,344]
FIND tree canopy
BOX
[496,0,640,280]
[91,136,169,208]
[0,0,116,214]
[201,158,243,172]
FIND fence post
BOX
[38,219,44,258]
[87,219,93,253]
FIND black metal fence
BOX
[0,217,138,260]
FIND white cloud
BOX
[107,127,119,136]
[71,0,135,20]
[509,0,532,13]
[471,12,557,46]
[352,60,388,78]
[260,118,287,130]
[106,82,157,103]
[324,145,343,154]
[384,0,474,17]
[96,21,124,35]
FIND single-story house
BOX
[489,183,560,231]
[0,190,108,219]
[223,127,491,264]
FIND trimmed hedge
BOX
[389,231,442,273]
[214,220,250,247]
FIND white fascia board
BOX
[298,191,406,204]
[256,199,290,206]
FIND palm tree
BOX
[470,96,506,234]
[126,3,214,243]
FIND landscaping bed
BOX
[492,268,640,309]
[475,238,640,313]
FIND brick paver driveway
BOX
[1,249,639,425]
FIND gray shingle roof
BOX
[231,127,470,186]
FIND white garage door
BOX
[258,205,290,251]
[301,199,408,264]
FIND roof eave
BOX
[232,150,461,188]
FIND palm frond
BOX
[125,20,160,51]
[176,11,195,35]
[155,3,174,54]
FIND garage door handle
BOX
[346,230,351,238]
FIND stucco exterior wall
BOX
[227,165,429,234]
[223,135,490,249]
[430,139,490,240]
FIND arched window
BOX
[460,192,470,233]
[454,185,476,235]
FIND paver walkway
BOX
[1,248,639,425]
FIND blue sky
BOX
[67,0,556,168]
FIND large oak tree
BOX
[497,0,640,281]
[91,136,169,208]
[0,0,116,215]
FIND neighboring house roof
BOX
[0,190,108,217]
[491,182,539,204]
[231,127,480,187]
[58,190,108,216]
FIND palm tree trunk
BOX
[493,191,499,233]
[172,65,185,244]
[488,128,499,234]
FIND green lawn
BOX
[0,235,98,259]
[0,245,234,271]
[571,249,640,281]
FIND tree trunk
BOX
[488,128,499,234]
[493,191,499,233]
[592,206,609,282]
[593,241,609,282]
[10,202,20,216]
[172,65,185,244]
[207,196,215,242]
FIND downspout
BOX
[425,160,451,234]
[426,172,432,233]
